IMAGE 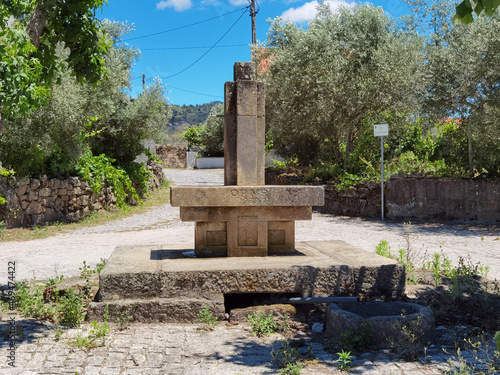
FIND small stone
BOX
[39,188,52,197]
[26,201,43,215]
[30,179,41,190]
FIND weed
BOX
[338,322,372,352]
[71,306,110,349]
[14,282,55,319]
[53,325,64,341]
[45,275,65,287]
[56,287,86,327]
[447,256,488,300]
[95,258,107,274]
[335,350,353,371]
[392,312,428,361]
[246,311,281,337]
[115,305,135,330]
[197,305,218,331]
[375,240,391,258]
[445,338,500,375]
[271,340,303,375]
[278,363,303,375]
[79,260,95,280]
[72,333,98,350]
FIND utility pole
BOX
[250,0,257,45]
[141,73,145,92]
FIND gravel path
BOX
[0,168,499,282]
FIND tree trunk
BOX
[26,3,49,49]
[467,126,473,178]
[344,128,352,170]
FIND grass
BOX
[0,181,170,242]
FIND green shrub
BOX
[75,150,141,209]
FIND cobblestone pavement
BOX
[0,317,479,375]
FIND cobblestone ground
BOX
[1,317,481,375]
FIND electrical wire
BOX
[167,85,223,99]
[140,44,248,51]
[160,7,249,79]
[123,7,249,42]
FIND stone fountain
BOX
[88,62,405,323]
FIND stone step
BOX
[91,241,405,322]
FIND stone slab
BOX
[170,186,324,207]
[97,241,405,302]
[180,206,312,221]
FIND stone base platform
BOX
[88,241,405,323]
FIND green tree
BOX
[418,3,500,177]
[0,0,109,128]
[198,103,224,157]
[181,103,224,156]
[0,21,171,177]
[262,4,423,170]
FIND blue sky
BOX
[99,0,411,106]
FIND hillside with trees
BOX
[166,102,222,144]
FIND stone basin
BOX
[325,301,435,350]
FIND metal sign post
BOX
[374,124,389,221]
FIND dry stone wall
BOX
[0,162,165,228]
[386,176,500,223]
[265,169,500,223]
[0,175,116,228]
[319,182,381,218]
[156,145,187,169]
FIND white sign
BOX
[374,124,389,137]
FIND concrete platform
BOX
[88,241,405,323]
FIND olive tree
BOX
[0,21,171,177]
[262,4,424,169]
[418,3,500,177]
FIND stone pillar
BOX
[224,62,265,186]
[171,61,324,258]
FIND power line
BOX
[141,44,248,51]
[160,7,249,79]
[123,7,249,42]
[167,85,223,99]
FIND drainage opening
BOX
[224,292,301,313]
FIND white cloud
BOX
[229,0,249,5]
[281,0,354,23]
[156,0,193,12]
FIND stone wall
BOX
[319,182,381,218]
[265,169,500,223]
[0,162,165,228]
[386,176,500,223]
[156,145,187,169]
